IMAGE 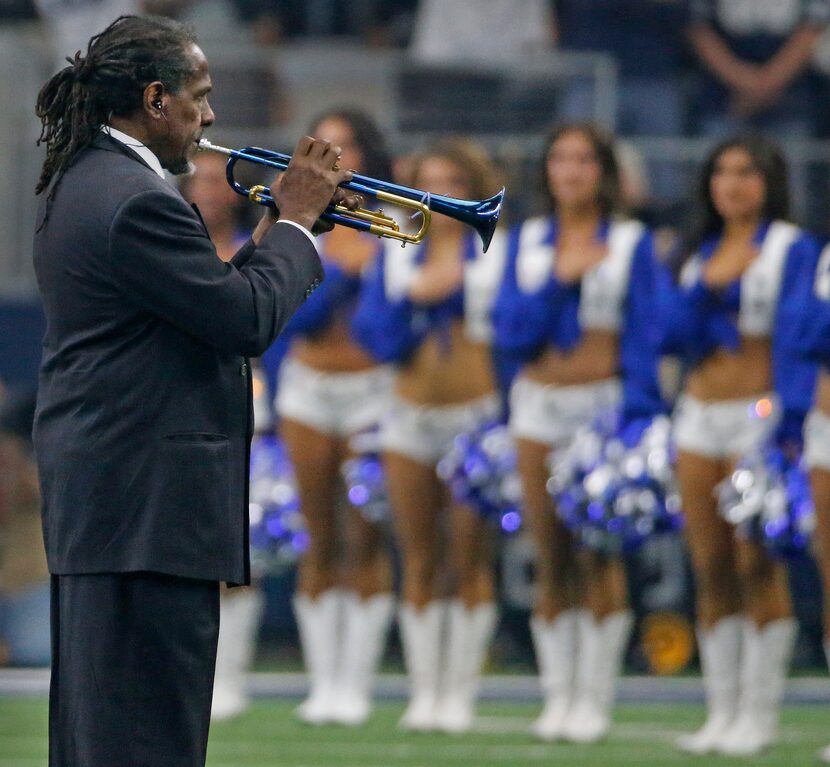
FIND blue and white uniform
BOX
[492,214,662,745]
[275,236,393,437]
[277,233,398,728]
[659,220,819,458]
[352,231,507,465]
[492,215,664,446]
[795,242,830,470]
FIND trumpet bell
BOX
[433,188,504,252]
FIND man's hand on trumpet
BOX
[253,136,361,242]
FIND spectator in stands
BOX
[0,0,38,22]
[689,0,830,227]
[554,0,690,208]
[658,134,819,757]
[492,122,663,744]
[688,0,828,136]
[34,0,191,70]
[276,109,396,728]
[0,389,50,667]
[408,0,555,65]
[352,139,507,734]
[222,0,416,46]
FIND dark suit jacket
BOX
[33,133,322,584]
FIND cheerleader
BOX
[276,109,395,726]
[352,139,506,734]
[660,135,819,756]
[492,122,663,743]
[795,245,830,763]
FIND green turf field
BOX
[2,698,829,766]
[0,698,830,767]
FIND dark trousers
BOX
[49,572,220,767]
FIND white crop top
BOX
[514,216,645,332]
[680,220,799,338]
[382,229,508,343]
[814,242,830,301]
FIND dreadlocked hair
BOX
[35,14,198,195]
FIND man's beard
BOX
[167,156,194,175]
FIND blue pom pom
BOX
[341,452,391,524]
[718,445,815,558]
[437,421,523,532]
[548,412,682,554]
[248,434,306,577]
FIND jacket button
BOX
[240,362,248,377]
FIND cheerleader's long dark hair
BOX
[671,134,790,276]
[35,14,198,197]
[307,107,394,184]
[539,122,621,219]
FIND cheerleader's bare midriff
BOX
[395,321,494,406]
[815,370,830,418]
[522,330,619,386]
[292,316,378,373]
[685,337,772,402]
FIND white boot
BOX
[211,587,265,721]
[675,614,743,754]
[529,609,578,741]
[398,601,446,732]
[562,610,634,744]
[436,601,498,734]
[717,617,797,756]
[293,589,344,725]
[330,592,394,726]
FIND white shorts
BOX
[673,393,781,460]
[379,393,500,466]
[804,409,830,471]
[275,358,393,437]
[508,377,621,447]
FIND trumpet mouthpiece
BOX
[197,138,232,156]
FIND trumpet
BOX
[197,139,504,251]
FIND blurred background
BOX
[1,0,829,675]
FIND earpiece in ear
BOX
[153,100,163,111]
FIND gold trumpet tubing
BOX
[370,190,432,245]
[333,206,401,233]
[247,185,269,204]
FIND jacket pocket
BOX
[163,432,229,443]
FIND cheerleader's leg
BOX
[804,456,830,764]
[293,589,344,724]
[281,417,347,725]
[436,504,498,734]
[333,510,394,726]
[562,554,633,744]
[675,615,743,754]
[529,609,579,740]
[395,600,445,731]
[385,450,447,731]
[717,540,796,756]
[674,448,743,753]
[211,585,265,721]
[516,436,581,739]
[332,590,394,726]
